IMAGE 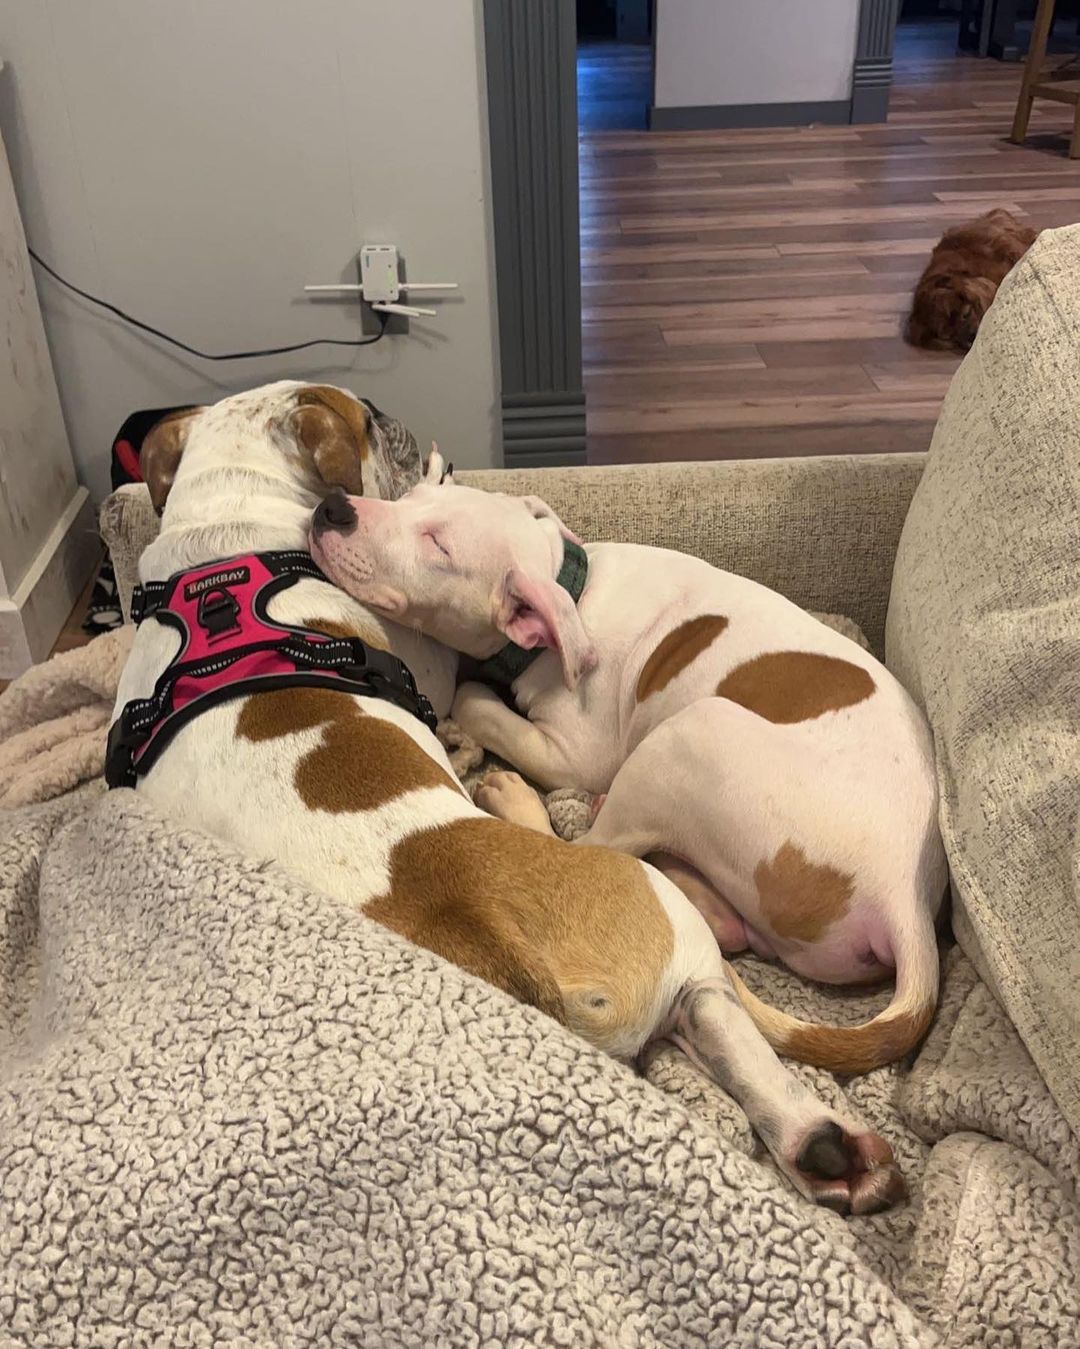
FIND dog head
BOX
[140,381,421,515]
[309,449,597,689]
[904,272,998,352]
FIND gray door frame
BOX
[852,0,903,124]
[483,0,586,467]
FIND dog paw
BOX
[791,1121,907,1216]
[474,771,553,835]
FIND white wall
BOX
[0,0,500,504]
[654,0,860,109]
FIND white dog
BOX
[106,383,907,1216]
[309,452,948,1076]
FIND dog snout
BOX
[312,493,358,539]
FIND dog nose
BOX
[312,493,358,539]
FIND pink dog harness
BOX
[105,550,437,789]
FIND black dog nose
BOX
[312,493,358,539]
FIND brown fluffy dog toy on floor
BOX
[905,208,1038,352]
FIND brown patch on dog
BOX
[754,841,854,944]
[236,687,460,811]
[237,686,344,742]
[302,615,388,650]
[140,406,204,512]
[367,817,674,1053]
[291,386,372,495]
[636,615,729,702]
[716,651,874,723]
[299,385,373,452]
[781,1003,935,1076]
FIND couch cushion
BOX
[463,455,925,659]
[886,225,1080,1135]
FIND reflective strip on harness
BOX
[106,550,437,789]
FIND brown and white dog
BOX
[110,382,907,1215]
[309,456,948,1077]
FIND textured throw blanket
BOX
[0,627,133,809]
[1,644,1078,1345]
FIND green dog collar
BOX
[475,539,588,686]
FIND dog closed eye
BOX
[423,529,452,561]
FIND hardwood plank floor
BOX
[578,40,651,132]
[579,21,1080,465]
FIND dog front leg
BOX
[452,682,579,790]
[667,977,906,1216]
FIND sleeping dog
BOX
[309,453,948,1077]
[108,383,906,1215]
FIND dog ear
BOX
[423,443,455,486]
[521,495,583,546]
[141,407,203,512]
[497,569,597,691]
[291,385,372,495]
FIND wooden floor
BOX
[579,22,1080,464]
[577,40,651,131]
[51,566,101,654]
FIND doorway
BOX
[905,0,1080,63]
[576,0,654,132]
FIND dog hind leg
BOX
[665,968,906,1216]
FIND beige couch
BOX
[2,228,1073,1342]
[102,451,924,661]
[83,421,1079,1344]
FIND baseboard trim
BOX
[850,84,891,123]
[648,99,852,131]
[0,488,100,677]
[501,393,587,467]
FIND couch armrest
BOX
[99,484,158,622]
[100,455,925,659]
[459,454,925,658]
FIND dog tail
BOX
[727,905,939,1074]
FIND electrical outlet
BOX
[360,245,400,305]
[305,243,455,333]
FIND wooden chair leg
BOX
[1010,0,1057,145]
[1010,92,1035,144]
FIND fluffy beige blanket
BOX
[1,634,1078,1345]
[0,626,133,809]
